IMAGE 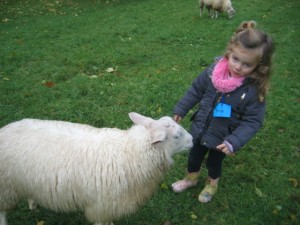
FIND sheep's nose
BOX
[187,135,193,148]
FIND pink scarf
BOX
[212,58,245,93]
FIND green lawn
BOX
[0,0,299,224]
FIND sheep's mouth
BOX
[228,11,235,19]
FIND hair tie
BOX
[242,21,256,29]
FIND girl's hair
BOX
[225,21,275,101]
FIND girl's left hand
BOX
[216,143,233,155]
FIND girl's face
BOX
[228,46,260,77]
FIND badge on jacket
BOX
[213,103,231,118]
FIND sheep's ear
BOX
[149,128,167,144]
[128,112,154,126]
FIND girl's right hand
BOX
[216,143,232,155]
[173,115,182,123]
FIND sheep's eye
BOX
[174,130,182,139]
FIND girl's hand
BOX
[216,143,233,155]
[173,115,182,123]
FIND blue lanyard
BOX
[221,94,225,103]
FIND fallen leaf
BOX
[272,205,283,215]
[42,80,55,88]
[255,187,264,197]
[290,214,296,221]
[46,81,55,87]
[157,107,162,114]
[288,178,298,188]
[160,182,168,190]
[106,67,115,73]
[37,221,45,225]
[190,213,198,220]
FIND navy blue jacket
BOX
[173,61,265,152]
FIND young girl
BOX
[172,21,275,203]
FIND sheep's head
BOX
[129,112,193,162]
[226,6,235,19]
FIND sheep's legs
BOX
[200,8,203,17]
[208,9,213,18]
[0,212,7,225]
[28,199,37,210]
[211,11,218,19]
[199,1,204,17]
[215,11,219,18]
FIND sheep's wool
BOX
[0,114,193,224]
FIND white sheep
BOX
[199,0,235,19]
[0,112,193,225]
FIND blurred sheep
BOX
[200,0,235,19]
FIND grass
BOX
[0,0,299,224]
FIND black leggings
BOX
[187,140,226,179]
